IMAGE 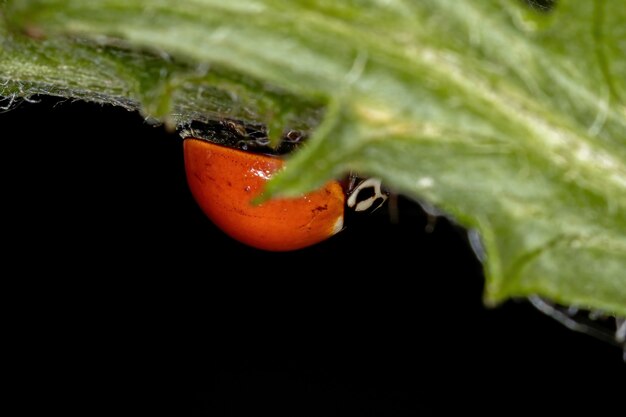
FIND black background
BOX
[3,96,624,415]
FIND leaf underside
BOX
[1,0,625,315]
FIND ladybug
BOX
[183,132,388,251]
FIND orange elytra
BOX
[183,138,345,251]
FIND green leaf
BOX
[1,0,625,315]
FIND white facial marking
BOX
[347,178,388,212]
